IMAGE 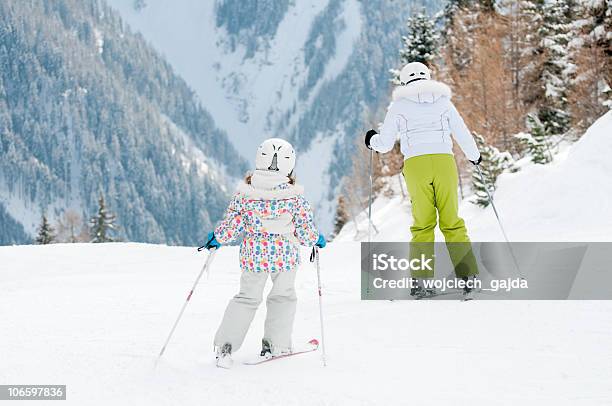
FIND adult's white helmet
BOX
[399,62,431,85]
[255,138,296,177]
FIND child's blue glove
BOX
[315,233,326,249]
[203,231,221,250]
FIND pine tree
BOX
[391,10,441,83]
[35,214,56,245]
[439,0,490,76]
[89,195,118,243]
[471,133,515,207]
[332,195,350,237]
[568,0,612,131]
[439,0,476,32]
[503,0,544,116]
[537,0,576,135]
[583,0,612,86]
[514,114,553,164]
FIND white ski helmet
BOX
[255,138,296,177]
[399,62,431,85]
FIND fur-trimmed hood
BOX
[392,80,452,103]
[235,181,304,200]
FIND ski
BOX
[413,289,461,300]
[414,288,482,301]
[243,339,319,365]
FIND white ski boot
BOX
[215,343,233,369]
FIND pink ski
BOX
[243,339,319,365]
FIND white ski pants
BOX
[214,270,297,352]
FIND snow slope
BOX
[336,111,612,242]
[1,243,611,405]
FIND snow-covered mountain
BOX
[105,0,442,231]
[336,111,612,242]
[0,0,247,245]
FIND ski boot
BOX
[260,339,272,358]
[259,339,291,359]
[462,276,476,301]
[215,343,233,369]
[410,278,437,299]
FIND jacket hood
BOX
[392,80,452,103]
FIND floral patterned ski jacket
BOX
[214,181,319,273]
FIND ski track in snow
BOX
[1,243,611,405]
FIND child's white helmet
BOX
[399,62,431,85]
[255,138,296,176]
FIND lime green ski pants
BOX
[402,154,478,278]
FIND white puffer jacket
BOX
[370,80,480,161]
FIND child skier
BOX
[202,138,326,368]
[364,62,480,300]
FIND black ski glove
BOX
[469,155,482,166]
[365,129,378,150]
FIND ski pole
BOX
[366,147,375,298]
[156,248,218,362]
[368,148,374,244]
[475,165,525,280]
[311,247,327,366]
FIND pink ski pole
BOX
[311,247,327,366]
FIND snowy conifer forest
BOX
[0,0,247,245]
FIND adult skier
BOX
[202,138,326,368]
[364,62,480,300]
